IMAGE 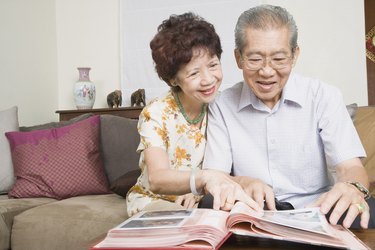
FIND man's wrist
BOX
[345,181,371,200]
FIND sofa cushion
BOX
[0,196,55,250]
[19,113,93,132]
[354,106,375,196]
[110,169,141,197]
[5,115,110,200]
[346,103,358,121]
[11,194,127,250]
[0,106,19,194]
[100,115,140,185]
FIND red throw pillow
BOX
[5,115,110,199]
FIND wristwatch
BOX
[346,181,371,200]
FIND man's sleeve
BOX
[203,100,233,173]
[317,84,366,167]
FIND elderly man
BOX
[203,4,374,229]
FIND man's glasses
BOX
[241,54,293,71]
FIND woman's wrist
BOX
[190,168,203,195]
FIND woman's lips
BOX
[201,85,216,96]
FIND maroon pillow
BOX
[5,115,110,199]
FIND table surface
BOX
[220,229,375,250]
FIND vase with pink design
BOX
[73,67,96,109]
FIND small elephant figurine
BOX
[131,89,146,107]
[107,90,122,108]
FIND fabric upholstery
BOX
[6,115,110,199]
[110,169,141,197]
[354,106,375,196]
[11,194,127,250]
[346,103,358,121]
[100,115,140,185]
[0,106,19,194]
[19,113,93,132]
[0,197,55,250]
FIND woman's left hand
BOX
[175,193,199,209]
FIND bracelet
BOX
[190,168,203,196]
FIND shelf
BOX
[56,107,143,121]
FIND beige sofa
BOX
[0,105,374,250]
[0,114,141,250]
[354,106,375,196]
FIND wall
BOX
[119,0,367,107]
[0,0,58,126]
[265,0,367,106]
[55,0,120,110]
[0,0,368,126]
[119,0,259,105]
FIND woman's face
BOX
[174,48,222,107]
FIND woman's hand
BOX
[200,170,262,212]
[175,193,199,209]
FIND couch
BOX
[0,105,374,250]
[0,111,141,250]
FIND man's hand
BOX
[310,182,370,229]
[311,158,371,229]
[200,170,262,212]
[234,176,276,210]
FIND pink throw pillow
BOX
[5,115,110,199]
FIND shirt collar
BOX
[282,73,304,108]
[238,73,304,112]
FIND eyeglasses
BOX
[241,54,293,71]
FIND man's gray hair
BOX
[235,4,298,53]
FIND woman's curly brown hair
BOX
[150,12,222,91]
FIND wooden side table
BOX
[56,107,143,121]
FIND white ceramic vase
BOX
[73,67,96,109]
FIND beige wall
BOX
[264,0,367,106]
[0,0,120,126]
[56,0,120,111]
[0,0,368,126]
[0,0,58,126]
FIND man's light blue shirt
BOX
[203,73,366,208]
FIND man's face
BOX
[235,27,299,109]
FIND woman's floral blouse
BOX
[126,91,207,216]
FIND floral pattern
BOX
[126,91,207,216]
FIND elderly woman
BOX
[126,12,260,216]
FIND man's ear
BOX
[234,49,243,70]
[292,47,300,67]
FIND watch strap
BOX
[345,181,371,200]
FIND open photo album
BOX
[91,201,370,250]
